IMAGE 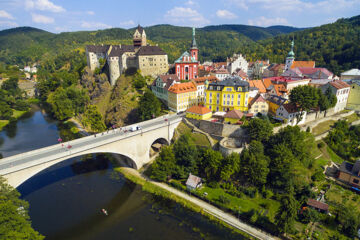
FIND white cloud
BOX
[229,0,358,12]
[0,10,15,20]
[81,21,112,29]
[31,13,54,24]
[185,0,196,6]
[248,16,289,27]
[119,20,135,27]
[0,21,18,28]
[216,10,237,19]
[86,11,95,15]
[164,7,210,26]
[25,0,65,13]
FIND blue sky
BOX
[0,0,359,32]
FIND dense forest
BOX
[0,14,359,75]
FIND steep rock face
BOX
[81,67,141,127]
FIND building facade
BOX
[276,103,307,126]
[167,82,197,112]
[321,80,350,112]
[151,74,179,103]
[205,76,250,112]
[227,53,248,75]
[86,25,168,85]
[186,105,212,120]
[248,94,269,116]
[175,28,199,80]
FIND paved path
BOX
[122,168,278,240]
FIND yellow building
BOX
[205,76,250,112]
[266,95,288,115]
[186,105,212,120]
[248,94,269,116]
[168,82,197,113]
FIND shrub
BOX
[208,181,220,188]
[318,142,325,148]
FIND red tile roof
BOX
[282,103,299,113]
[307,199,329,211]
[291,61,315,69]
[186,105,211,115]
[191,76,218,85]
[249,94,266,108]
[249,80,266,93]
[224,110,244,119]
[168,82,197,94]
[329,80,350,89]
[297,67,333,77]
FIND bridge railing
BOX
[0,115,182,167]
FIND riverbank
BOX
[0,109,29,131]
[115,167,277,240]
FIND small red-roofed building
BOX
[248,94,269,116]
[276,102,307,126]
[191,76,218,104]
[186,105,212,120]
[321,80,351,112]
[224,109,245,124]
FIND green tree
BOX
[0,177,44,240]
[240,141,269,186]
[275,193,298,234]
[247,118,273,142]
[220,153,240,181]
[1,77,21,97]
[150,146,176,181]
[47,87,74,120]
[82,105,106,132]
[198,148,223,181]
[336,204,360,238]
[138,90,161,121]
[289,85,319,123]
[173,135,198,176]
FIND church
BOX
[175,28,199,80]
[86,25,169,85]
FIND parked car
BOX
[130,125,141,132]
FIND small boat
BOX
[101,208,108,216]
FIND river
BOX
[0,105,246,240]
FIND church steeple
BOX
[191,27,197,49]
[285,38,295,71]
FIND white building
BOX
[227,53,248,75]
[321,80,351,113]
[341,69,360,81]
[276,103,307,126]
[211,69,230,81]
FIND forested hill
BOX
[0,15,359,75]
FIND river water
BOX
[0,106,246,240]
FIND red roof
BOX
[307,199,329,211]
[168,82,197,94]
[282,103,299,113]
[224,110,244,119]
[329,80,350,89]
[291,61,315,69]
[249,94,266,108]
[297,67,333,77]
[191,76,218,85]
[186,105,211,115]
[249,80,266,93]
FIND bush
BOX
[170,180,186,191]
[13,99,29,111]
[318,142,325,148]
[208,181,220,188]
[311,170,325,182]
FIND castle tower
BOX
[190,27,198,61]
[285,39,295,71]
[133,25,147,49]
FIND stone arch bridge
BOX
[0,114,182,188]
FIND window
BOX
[227,94,230,98]
[227,101,230,105]
[217,93,220,98]
[226,88,232,91]
[231,94,234,99]
[353,179,359,184]
[217,86,220,90]
[210,93,212,97]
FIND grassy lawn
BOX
[344,113,360,123]
[316,140,344,164]
[0,120,9,131]
[177,122,211,147]
[12,109,27,118]
[312,120,336,136]
[196,186,280,221]
[326,184,360,212]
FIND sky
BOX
[0,0,359,32]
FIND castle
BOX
[86,25,169,85]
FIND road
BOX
[0,114,182,174]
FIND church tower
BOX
[133,25,147,49]
[285,39,295,71]
[190,27,198,61]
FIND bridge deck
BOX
[0,114,182,175]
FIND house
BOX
[307,199,329,213]
[205,76,250,112]
[276,102,307,126]
[284,39,315,71]
[321,80,350,112]
[338,160,360,188]
[233,69,249,80]
[266,95,288,115]
[175,28,199,80]
[248,94,269,116]
[186,173,202,190]
[151,74,179,103]
[191,75,218,104]
[263,63,285,78]
[167,81,197,113]
[227,53,248,75]
[264,76,311,92]
[186,105,212,120]
[224,109,244,124]
[341,69,360,81]
[263,78,288,97]
[248,60,270,79]
[345,80,360,111]
[249,80,267,95]
[211,68,230,81]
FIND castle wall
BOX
[138,55,168,76]
[108,57,121,86]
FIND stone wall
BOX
[138,55,168,77]
[219,137,244,156]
